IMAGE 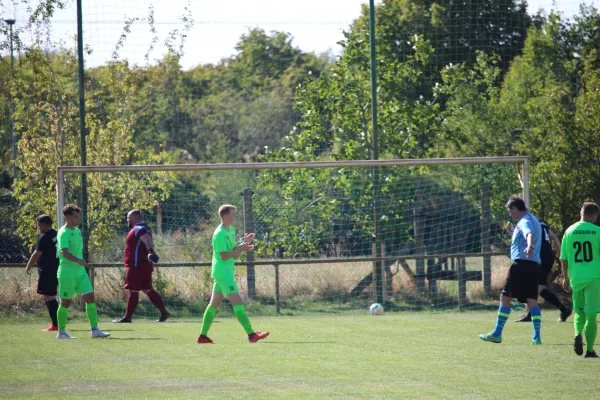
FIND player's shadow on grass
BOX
[159,319,221,324]
[70,329,134,332]
[262,341,334,344]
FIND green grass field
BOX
[1,311,598,399]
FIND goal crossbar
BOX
[57,156,528,174]
[56,156,529,228]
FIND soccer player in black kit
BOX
[25,215,60,331]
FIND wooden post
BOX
[383,241,394,299]
[381,241,387,303]
[242,189,256,299]
[372,243,378,302]
[156,203,163,235]
[458,257,466,310]
[458,196,467,309]
[274,264,280,315]
[481,184,492,295]
[373,199,384,304]
[428,221,438,299]
[413,190,426,293]
[428,258,437,298]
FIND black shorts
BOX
[502,259,541,303]
[539,258,554,284]
[539,251,556,284]
[37,269,58,296]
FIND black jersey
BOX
[35,229,59,272]
[539,221,555,265]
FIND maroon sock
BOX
[146,290,167,314]
[125,292,139,319]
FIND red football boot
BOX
[41,325,58,332]
[248,331,270,343]
[196,335,215,344]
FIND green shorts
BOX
[572,279,600,314]
[212,275,238,296]
[58,270,93,300]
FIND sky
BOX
[1,0,598,70]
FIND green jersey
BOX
[57,225,85,278]
[211,224,236,278]
[560,221,600,291]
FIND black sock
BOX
[540,289,567,312]
[46,299,59,326]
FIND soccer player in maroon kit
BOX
[113,209,171,323]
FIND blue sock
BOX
[530,306,542,340]
[492,306,511,337]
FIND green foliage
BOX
[152,267,174,297]
[267,34,440,162]
[0,175,24,262]
[436,9,600,231]
[10,47,177,253]
[250,163,503,261]
[2,0,600,265]
[266,0,530,165]
[256,1,534,258]
[131,28,329,164]
[347,0,530,75]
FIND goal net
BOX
[57,157,527,317]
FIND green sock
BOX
[574,309,586,335]
[585,312,597,353]
[233,304,254,335]
[57,305,69,331]
[86,303,98,329]
[200,305,217,336]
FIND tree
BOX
[575,51,600,205]
[11,47,177,254]
[130,28,329,164]
[266,34,440,163]
[341,0,530,98]
[436,8,600,231]
[265,0,531,164]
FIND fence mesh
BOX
[1,0,595,318]
[42,161,523,316]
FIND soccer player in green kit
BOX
[197,204,269,344]
[56,204,110,339]
[561,202,600,358]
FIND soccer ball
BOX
[369,303,383,315]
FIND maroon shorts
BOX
[124,266,154,291]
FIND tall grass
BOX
[2,253,568,317]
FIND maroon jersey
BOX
[124,222,152,268]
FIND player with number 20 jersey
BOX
[560,202,600,358]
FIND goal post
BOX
[56,156,528,316]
